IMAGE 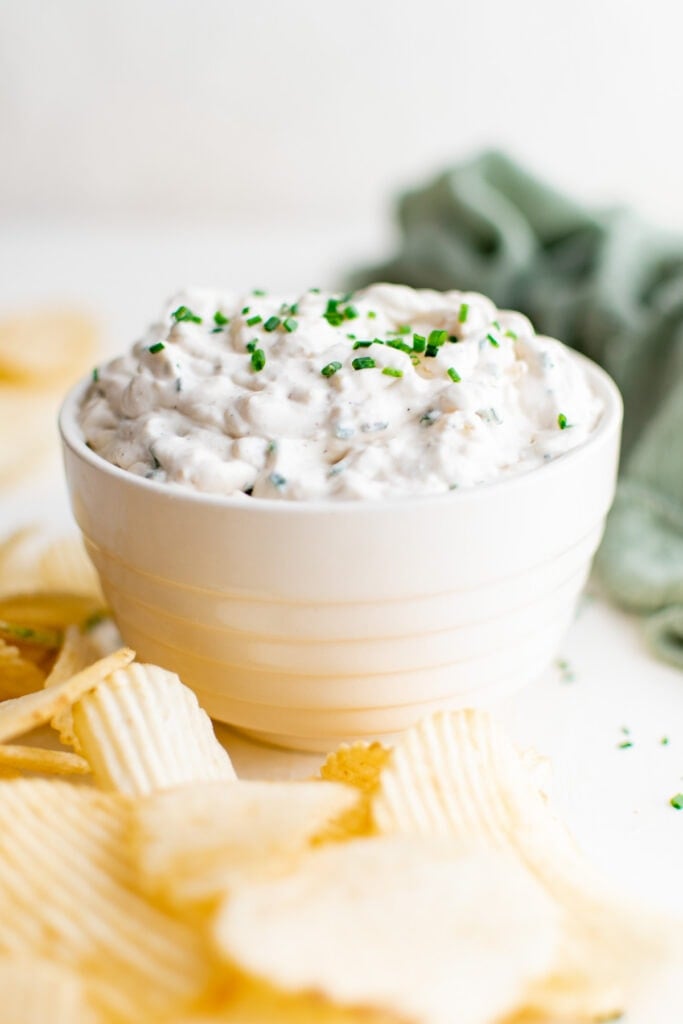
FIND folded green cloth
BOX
[350,151,683,669]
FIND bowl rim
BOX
[59,347,623,517]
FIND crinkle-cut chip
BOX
[72,663,236,797]
[38,536,104,599]
[0,744,90,775]
[317,741,391,840]
[214,836,559,1024]
[0,308,97,386]
[0,779,212,1021]
[0,390,58,487]
[133,779,359,912]
[170,975,399,1023]
[0,958,96,1023]
[372,710,675,1022]
[44,624,101,750]
[0,592,104,633]
[0,639,46,699]
[0,647,134,743]
[0,525,44,596]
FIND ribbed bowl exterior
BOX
[60,353,622,751]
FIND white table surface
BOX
[3,221,683,1020]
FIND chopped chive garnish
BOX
[447,367,461,382]
[661,737,670,746]
[347,333,357,340]
[412,334,426,353]
[321,361,342,377]
[493,319,500,329]
[149,342,166,354]
[352,356,376,370]
[618,741,633,750]
[250,348,266,371]
[252,288,267,296]
[92,367,99,382]
[241,306,250,315]
[505,329,518,339]
[397,324,411,335]
[425,345,439,358]
[670,794,683,810]
[487,333,500,347]
[448,335,459,343]
[382,367,403,378]
[387,339,413,354]
[246,340,257,352]
[171,306,202,324]
[326,298,339,313]
[246,315,262,327]
[428,329,448,348]
[558,413,568,430]
[344,304,359,320]
[367,311,376,319]
[282,317,298,333]
[264,316,281,332]
[289,302,299,315]
[353,341,373,349]
[214,310,229,325]
[340,291,354,303]
[458,302,469,323]
[309,287,320,293]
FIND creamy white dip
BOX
[80,284,603,501]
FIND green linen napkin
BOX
[350,151,683,668]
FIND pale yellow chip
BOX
[373,710,675,1021]
[317,741,391,840]
[133,779,359,912]
[38,536,104,599]
[0,592,104,633]
[0,744,89,776]
[0,638,46,699]
[0,308,97,386]
[0,779,211,1021]
[0,958,95,1024]
[72,662,236,796]
[0,647,134,743]
[214,835,558,1024]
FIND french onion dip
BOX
[80,284,603,501]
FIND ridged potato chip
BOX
[0,744,89,776]
[44,624,102,750]
[133,779,359,912]
[72,663,236,796]
[317,741,391,840]
[0,592,104,634]
[0,958,95,1024]
[0,639,46,699]
[373,710,676,1021]
[38,536,103,599]
[0,308,96,386]
[0,779,211,1021]
[214,836,559,1024]
[0,647,134,743]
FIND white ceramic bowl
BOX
[60,352,622,751]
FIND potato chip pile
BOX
[0,528,679,1024]
[0,308,97,486]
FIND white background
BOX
[2,0,683,231]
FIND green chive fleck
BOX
[458,302,469,323]
[246,315,262,327]
[250,349,266,372]
[487,333,500,348]
[505,329,518,340]
[309,287,321,293]
[283,317,298,333]
[428,329,448,348]
[352,356,376,370]
[353,341,373,349]
[172,306,202,324]
[447,367,461,382]
[92,367,99,382]
[387,339,413,355]
[241,306,250,315]
[367,311,376,319]
[661,737,670,746]
[397,324,411,335]
[344,305,359,320]
[382,367,403,378]
[321,361,342,377]
[269,472,286,488]
[412,334,426,353]
[558,413,569,430]
[214,310,229,326]
[618,741,633,750]
[252,288,267,296]
[246,340,257,353]
[149,342,166,354]
[264,316,281,332]
[670,794,683,810]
